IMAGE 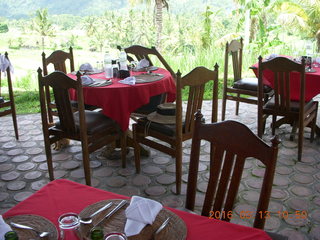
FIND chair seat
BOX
[137,117,177,137]
[264,96,316,112]
[233,77,273,93]
[133,94,165,115]
[56,110,118,135]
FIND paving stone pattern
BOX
[0,100,320,240]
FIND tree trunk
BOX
[316,29,320,52]
[155,0,163,49]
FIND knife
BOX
[93,200,127,228]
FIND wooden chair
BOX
[186,111,280,229]
[133,65,219,194]
[221,38,273,120]
[257,56,318,161]
[37,69,126,186]
[42,47,75,123]
[0,52,18,140]
[118,45,175,78]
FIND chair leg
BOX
[81,143,91,186]
[11,110,19,140]
[272,114,277,135]
[132,124,141,173]
[221,95,227,121]
[121,131,127,168]
[175,143,182,195]
[44,139,54,181]
[290,121,298,141]
[297,122,304,162]
[235,93,240,115]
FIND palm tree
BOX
[31,8,55,50]
[129,0,169,48]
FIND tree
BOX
[31,8,55,50]
[129,0,169,48]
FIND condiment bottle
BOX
[4,231,19,240]
[90,227,104,240]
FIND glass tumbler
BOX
[58,212,80,240]
[104,232,127,240]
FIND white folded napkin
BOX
[0,54,14,74]
[266,53,279,60]
[119,76,136,85]
[79,63,94,72]
[124,196,162,237]
[0,215,12,240]
[137,59,149,69]
[81,75,94,86]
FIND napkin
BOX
[137,59,149,69]
[0,215,12,240]
[79,63,94,72]
[0,54,14,74]
[119,76,136,85]
[124,196,162,237]
[81,75,94,86]
[265,54,279,61]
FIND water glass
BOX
[104,232,127,240]
[58,212,80,240]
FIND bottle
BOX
[112,60,119,78]
[104,52,112,78]
[5,231,19,240]
[90,227,104,240]
[119,50,128,71]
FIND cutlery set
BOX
[87,79,112,87]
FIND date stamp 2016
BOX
[209,210,308,220]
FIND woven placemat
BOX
[132,66,159,72]
[79,199,187,240]
[5,214,58,240]
[135,73,164,84]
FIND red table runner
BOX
[3,179,271,240]
[69,68,176,131]
[252,61,320,102]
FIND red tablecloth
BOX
[69,68,176,131]
[252,62,320,102]
[3,179,271,240]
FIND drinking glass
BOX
[58,212,80,240]
[104,232,127,240]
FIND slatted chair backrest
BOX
[224,38,243,83]
[176,66,219,141]
[186,112,279,229]
[38,69,85,137]
[42,47,75,75]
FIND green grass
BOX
[1,91,40,114]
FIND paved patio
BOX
[0,100,320,240]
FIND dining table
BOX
[68,68,176,131]
[2,179,275,240]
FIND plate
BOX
[79,199,187,240]
[132,66,159,72]
[71,70,104,75]
[5,214,58,240]
[135,73,164,84]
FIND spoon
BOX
[10,222,50,238]
[80,202,113,224]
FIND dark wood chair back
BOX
[186,111,280,229]
[120,45,175,78]
[41,47,75,123]
[133,65,219,194]
[42,47,75,75]
[0,52,19,139]
[221,38,273,121]
[257,56,318,161]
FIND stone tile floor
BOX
[0,100,320,240]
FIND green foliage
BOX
[0,23,9,33]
